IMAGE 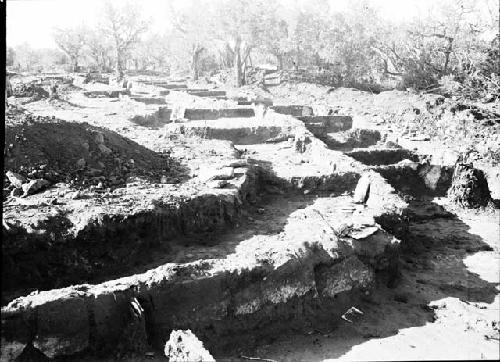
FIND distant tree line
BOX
[7,0,499,98]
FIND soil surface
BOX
[4,106,172,190]
[242,202,499,361]
[3,74,499,361]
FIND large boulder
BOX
[22,179,51,196]
[447,163,491,208]
[6,171,26,189]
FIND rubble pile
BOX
[4,107,173,196]
[12,82,49,102]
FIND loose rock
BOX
[22,179,51,196]
[6,171,26,188]
[353,174,371,204]
[164,330,215,362]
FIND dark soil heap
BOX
[4,106,172,192]
[12,83,49,102]
[447,163,491,208]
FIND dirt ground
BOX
[3,74,499,361]
[244,203,499,361]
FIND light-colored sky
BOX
[4,0,483,49]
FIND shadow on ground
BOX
[236,178,498,361]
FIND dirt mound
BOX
[12,83,49,102]
[4,107,172,192]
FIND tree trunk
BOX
[234,36,242,87]
[277,54,283,70]
[72,57,79,73]
[442,38,454,75]
[294,44,300,71]
[192,48,203,81]
[115,49,125,80]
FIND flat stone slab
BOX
[184,108,255,120]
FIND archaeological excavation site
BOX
[3,0,500,361]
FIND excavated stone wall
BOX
[184,108,255,120]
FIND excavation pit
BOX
[2,172,405,359]
[346,147,419,165]
[372,162,454,198]
[2,119,409,359]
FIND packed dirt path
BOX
[244,202,500,361]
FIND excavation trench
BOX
[3,114,440,360]
[346,148,419,165]
[2,159,406,360]
[1,164,369,301]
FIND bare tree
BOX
[131,34,171,72]
[83,28,114,72]
[14,43,41,71]
[169,0,213,80]
[52,26,86,72]
[212,0,270,86]
[6,47,16,67]
[101,1,148,79]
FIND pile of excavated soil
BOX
[12,82,49,102]
[4,106,172,192]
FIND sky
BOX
[6,0,174,48]
[5,0,486,49]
